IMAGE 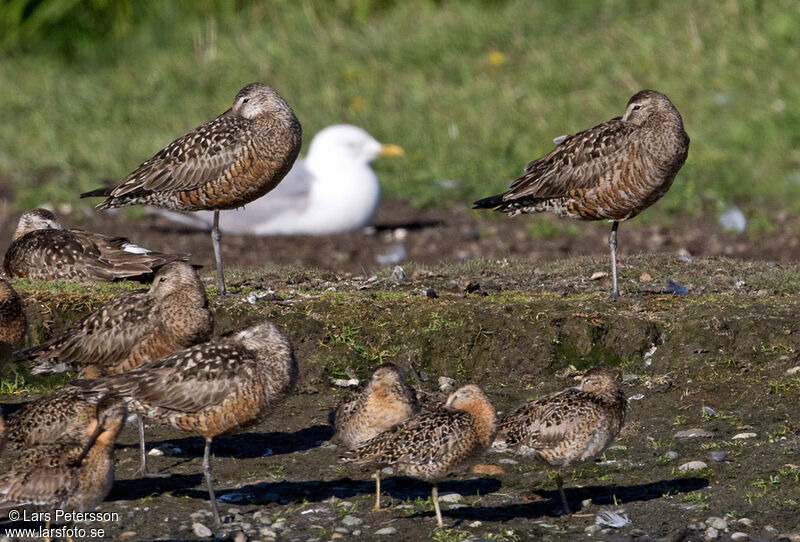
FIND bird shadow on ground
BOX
[439,477,709,524]
[173,476,503,507]
[116,424,333,459]
[108,473,203,501]
[372,219,446,232]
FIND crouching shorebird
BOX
[474,90,689,299]
[4,209,189,282]
[0,396,126,524]
[493,369,627,514]
[342,384,497,527]
[72,318,298,525]
[81,82,302,296]
[332,363,420,510]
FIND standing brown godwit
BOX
[3,209,189,282]
[493,368,627,514]
[0,396,126,518]
[81,82,303,295]
[332,363,420,509]
[73,318,297,524]
[0,276,26,364]
[17,261,212,476]
[342,384,497,527]
[474,90,690,299]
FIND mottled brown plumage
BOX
[18,262,212,378]
[73,318,297,524]
[493,369,626,513]
[0,277,26,365]
[342,384,497,527]
[0,397,126,516]
[332,363,420,510]
[474,90,689,298]
[4,209,190,283]
[81,82,303,295]
[4,387,99,453]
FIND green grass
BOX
[1,0,799,224]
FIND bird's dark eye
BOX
[632,104,641,111]
[159,276,167,283]
[242,98,250,104]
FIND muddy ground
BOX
[1,254,799,542]
[2,199,800,275]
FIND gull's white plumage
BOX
[149,125,402,235]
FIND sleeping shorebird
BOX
[17,261,212,476]
[474,90,689,299]
[493,369,627,514]
[150,124,404,235]
[342,384,497,527]
[72,318,297,524]
[0,277,26,365]
[81,82,302,296]
[0,396,126,523]
[3,209,189,282]
[332,363,420,510]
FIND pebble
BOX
[391,265,407,283]
[352,529,362,536]
[732,432,756,439]
[438,376,457,392]
[259,526,278,539]
[704,526,719,540]
[271,519,286,530]
[342,515,364,527]
[469,521,483,527]
[679,461,708,471]
[585,524,602,534]
[381,467,394,475]
[665,451,679,459]
[438,493,462,503]
[374,527,398,535]
[334,527,350,534]
[498,458,518,465]
[674,428,713,438]
[706,517,728,530]
[338,501,354,508]
[582,499,592,508]
[710,451,730,462]
[785,366,800,376]
[232,532,247,542]
[737,518,753,528]
[192,522,213,538]
[730,533,749,541]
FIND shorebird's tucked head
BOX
[307,125,405,168]
[150,262,207,305]
[622,90,681,125]
[368,363,406,392]
[232,319,294,361]
[445,384,498,444]
[13,208,63,240]
[232,82,293,121]
[579,368,625,405]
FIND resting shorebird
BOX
[342,384,497,527]
[81,82,302,295]
[493,369,626,514]
[3,209,188,283]
[332,363,420,510]
[73,319,297,524]
[150,125,404,235]
[17,261,212,476]
[0,396,126,519]
[474,90,690,299]
[0,277,26,365]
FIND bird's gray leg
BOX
[373,469,381,510]
[432,484,444,528]
[556,470,571,515]
[203,438,221,525]
[136,414,150,476]
[211,211,227,296]
[609,221,620,300]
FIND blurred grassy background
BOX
[0,0,798,227]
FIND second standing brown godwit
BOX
[474,90,690,299]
